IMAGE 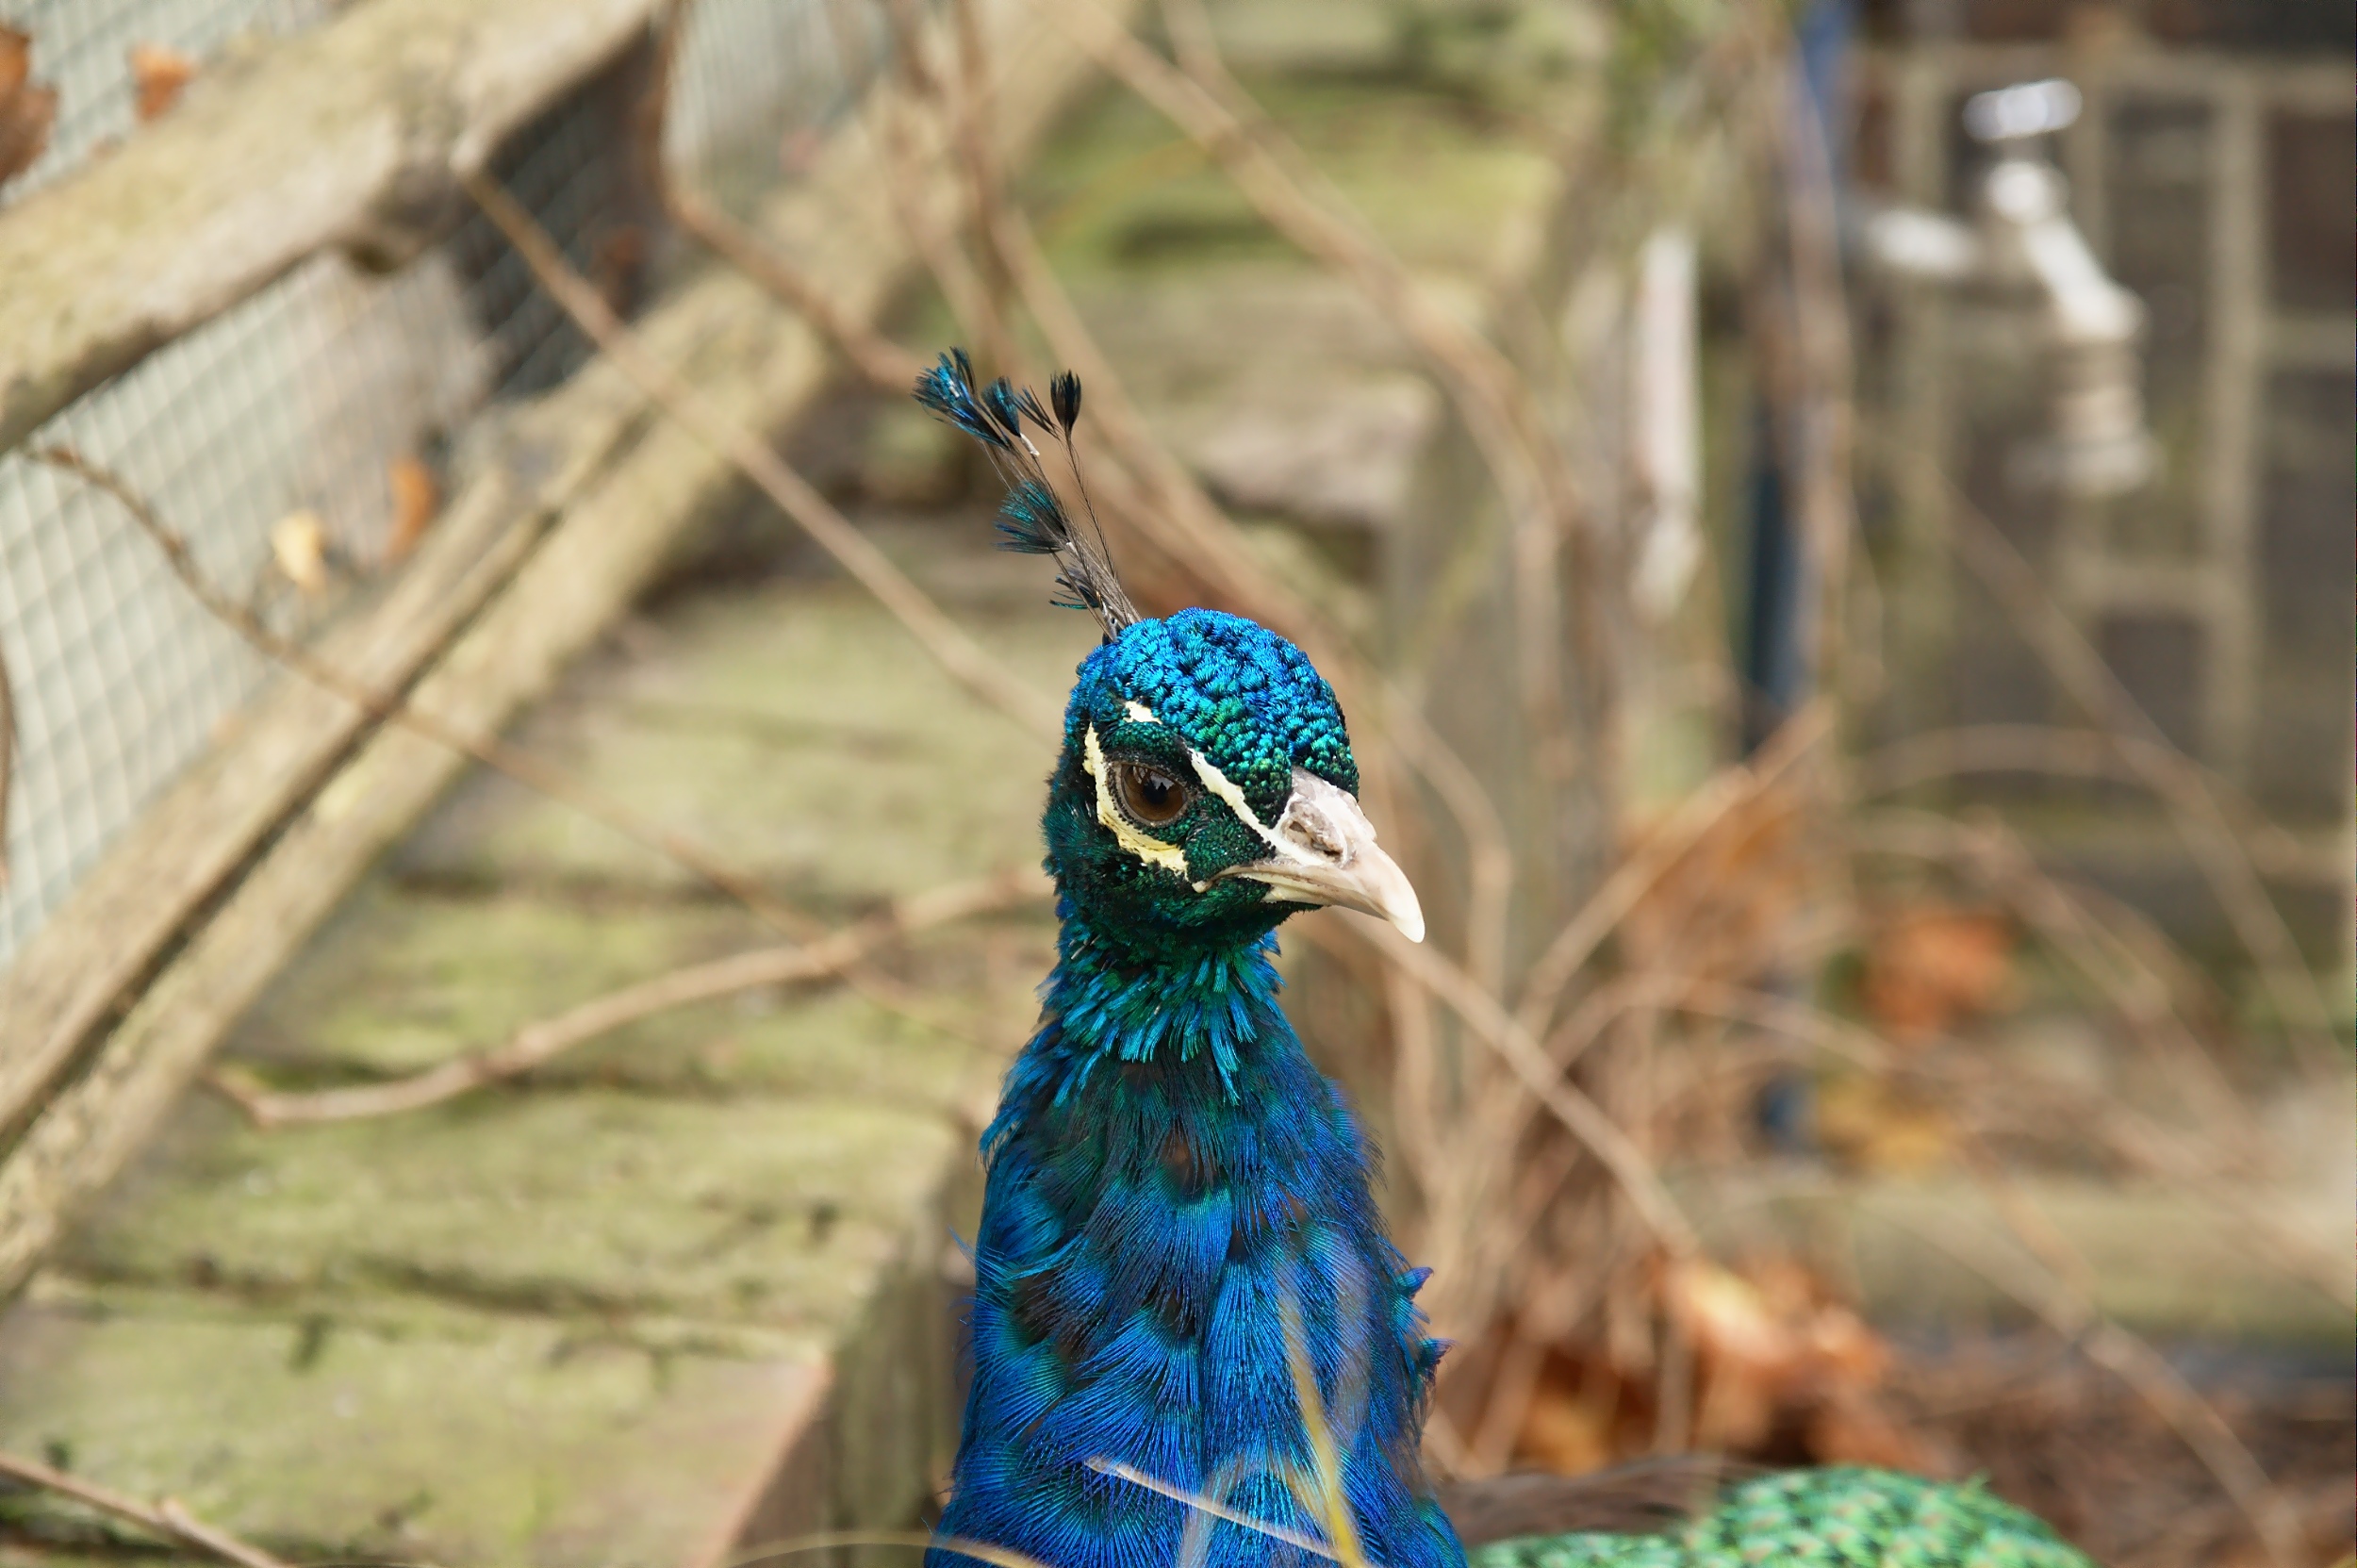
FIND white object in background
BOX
[1861,78,2154,498]
[1630,226,1703,623]
[1962,77,2084,142]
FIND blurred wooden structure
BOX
[1856,6,2354,985]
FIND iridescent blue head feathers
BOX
[914,349,1138,638]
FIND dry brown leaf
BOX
[129,43,198,124]
[1859,903,2017,1041]
[0,25,28,95]
[1800,1298,1893,1388]
[1516,1378,1619,1476]
[1670,1258,1803,1448]
[0,26,58,189]
[385,455,438,562]
[1669,1259,1802,1378]
[1805,1388,1941,1473]
[1666,1254,1917,1457]
[270,510,330,595]
[1620,782,1819,996]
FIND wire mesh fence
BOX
[0,0,867,965]
[0,0,334,205]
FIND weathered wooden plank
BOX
[0,0,661,454]
[0,0,1124,1297]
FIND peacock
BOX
[911,349,2092,1568]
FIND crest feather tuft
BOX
[914,350,1138,638]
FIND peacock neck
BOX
[1032,899,1291,1081]
[937,900,1465,1568]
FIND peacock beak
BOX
[1217,768,1426,943]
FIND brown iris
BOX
[1113,762,1192,827]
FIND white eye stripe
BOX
[1122,701,1160,725]
[1186,750,1277,846]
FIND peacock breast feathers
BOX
[943,943,1463,1568]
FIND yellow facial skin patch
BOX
[1082,723,1190,875]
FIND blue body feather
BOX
[937,902,1462,1568]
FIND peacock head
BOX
[1047,606,1423,949]
[914,349,1422,952]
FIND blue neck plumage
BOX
[990,900,1287,1117]
[936,903,1466,1568]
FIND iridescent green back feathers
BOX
[1468,1468,2093,1568]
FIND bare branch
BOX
[1950,1143,2306,1568]
[1854,723,2319,883]
[460,168,1062,741]
[1515,703,1832,1043]
[1927,467,2336,1058]
[668,184,928,391]
[1306,914,1699,1260]
[212,868,1047,1126]
[0,1447,292,1568]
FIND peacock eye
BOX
[1113,762,1192,827]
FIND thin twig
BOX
[211,868,1047,1127]
[668,184,927,391]
[1088,1459,1354,1563]
[1514,702,1831,1043]
[1854,722,2319,883]
[1950,1141,2305,1568]
[1567,974,2344,1308]
[649,0,923,397]
[0,1447,293,1568]
[830,0,1006,370]
[1929,466,2335,1058]
[947,0,1018,353]
[460,168,1062,741]
[1313,914,1698,1259]
[1849,806,2257,1146]
[1037,0,1613,812]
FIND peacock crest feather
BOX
[914,350,1137,637]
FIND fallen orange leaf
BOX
[385,455,439,562]
[0,26,58,188]
[1859,903,2016,1040]
[130,42,198,124]
[0,25,29,95]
